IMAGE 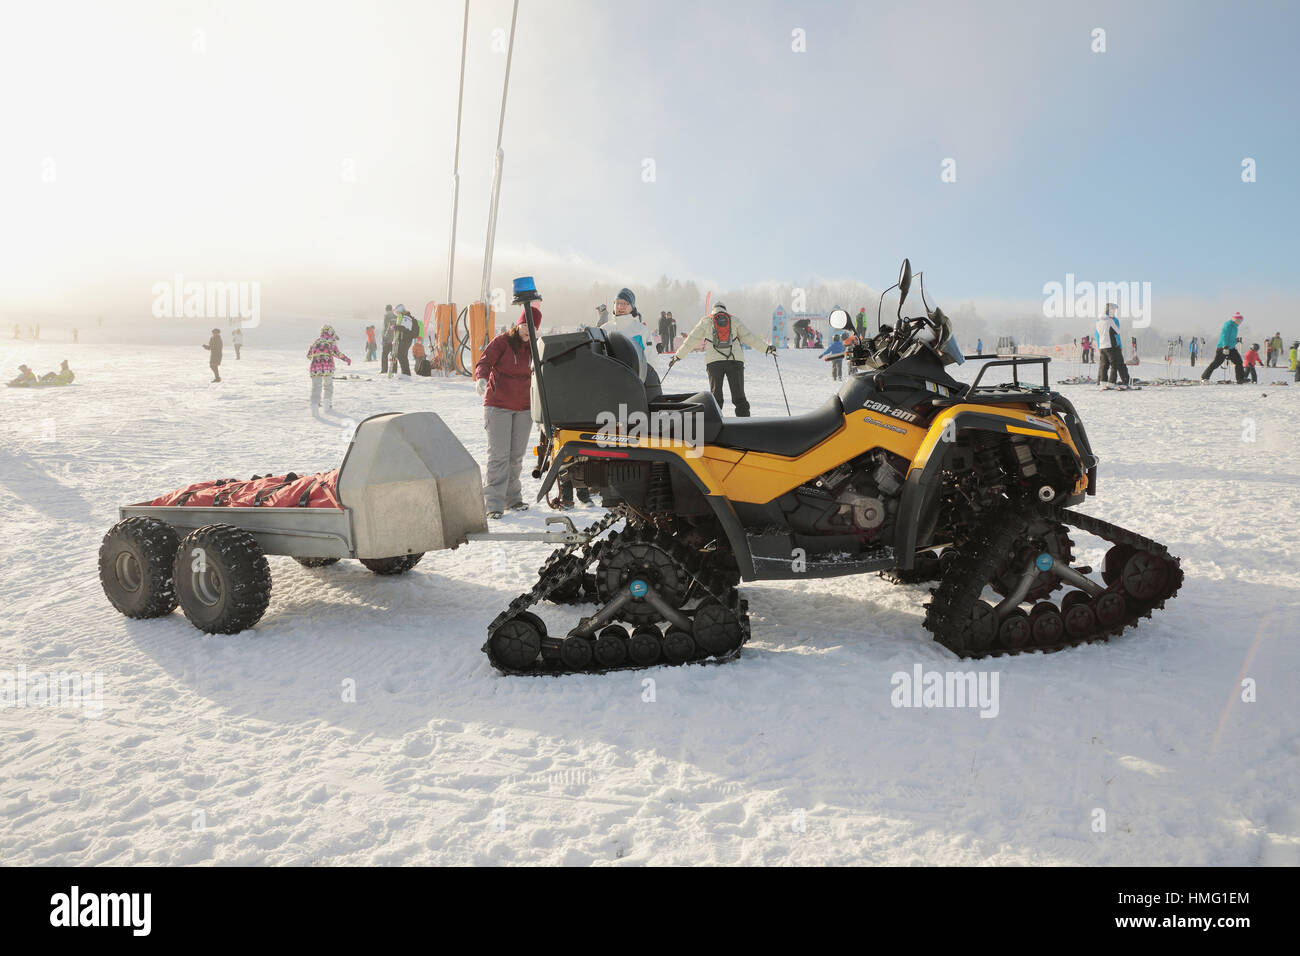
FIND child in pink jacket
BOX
[308,325,351,409]
[1243,343,1262,384]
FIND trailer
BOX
[98,411,589,634]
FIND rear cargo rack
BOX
[962,355,1051,399]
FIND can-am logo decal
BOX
[862,400,918,423]
[862,415,907,435]
[579,432,639,446]
[1024,415,1056,429]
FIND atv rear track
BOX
[483,514,750,675]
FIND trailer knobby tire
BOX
[99,516,180,618]
[174,524,273,634]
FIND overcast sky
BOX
[2,0,1296,321]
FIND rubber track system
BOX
[923,499,1183,658]
[482,514,750,675]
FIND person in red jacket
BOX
[474,308,539,518]
[1243,343,1262,383]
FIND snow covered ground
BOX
[1,333,1297,865]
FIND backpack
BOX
[711,312,732,346]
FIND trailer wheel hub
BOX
[115,552,143,593]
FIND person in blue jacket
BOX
[1200,312,1245,383]
[819,334,847,380]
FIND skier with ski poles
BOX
[668,302,774,417]
[1200,312,1245,384]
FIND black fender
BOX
[537,439,755,580]
[1049,392,1098,495]
[894,412,1060,568]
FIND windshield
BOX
[942,334,964,365]
[931,310,964,365]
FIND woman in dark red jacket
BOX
[474,309,539,518]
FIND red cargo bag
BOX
[147,470,342,509]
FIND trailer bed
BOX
[117,503,354,559]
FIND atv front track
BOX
[922,499,1183,658]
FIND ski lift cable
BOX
[480,0,520,306]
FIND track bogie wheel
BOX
[628,627,662,666]
[1093,591,1127,628]
[1120,552,1168,602]
[490,616,543,670]
[560,634,595,670]
[691,602,743,657]
[1063,602,1095,639]
[998,608,1031,649]
[1029,603,1065,646]
[594,625,630,667]
[662,629,696,663]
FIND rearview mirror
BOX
[897,259,912,314]
[829,308,850,331]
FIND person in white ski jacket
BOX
[1093,305,1130,389]
[669,303,774,416]
[601,288,651,352]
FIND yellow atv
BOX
[484,266,1182,674]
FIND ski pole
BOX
[770,349,791,415]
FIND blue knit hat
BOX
[616,288,635,307]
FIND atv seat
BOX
[676,392,847,460]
